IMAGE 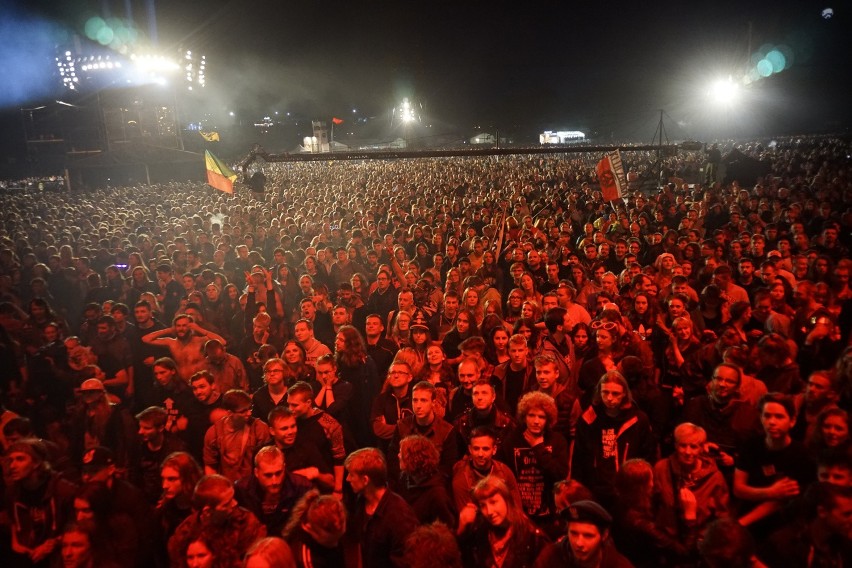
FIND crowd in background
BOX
[0,136,851,567]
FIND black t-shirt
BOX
[736,436,815,493]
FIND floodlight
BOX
[708,77,740,106]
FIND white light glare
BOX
[708,77,740,106]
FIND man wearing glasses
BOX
[203,389,270,481]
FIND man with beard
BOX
[201,338,248,394]
[128,300,168,411]
[234,445,312,534]
[365,269,398,327]
[69,378,137,470]
[682,364,761,472]
[387,381,457,482]
[451,426,522,511]
[130,406,187,503]
[142,314,226,383]
[791,370,840,442]
[5,439,77,566]
[88,315,133,401]
[168,474,266,567]
[203,389,270,482]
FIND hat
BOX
[6,439,48,464]
[458,256,471,265]
[561,500,613,529]
[155,262,173,273]
[79,378,105,392]
[78,378,106,398]
[81,446,114,473]
[767,250,782,259]
[410,309,430,332]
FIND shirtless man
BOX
[142,314,226,382]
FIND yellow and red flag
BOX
[205,150,237,194]
[199,130,220,142]
[596,150,626,202]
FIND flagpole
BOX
[330,121,334,153]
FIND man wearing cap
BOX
[79,445,155,561]
[142,313,227,383]
[202,338,249,393]
[70,378,137,470]
[534,500,633,567]
[203,389,270,482]
[5,439,78,565]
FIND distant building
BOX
[470,133,495,145]
[540,130,585,144]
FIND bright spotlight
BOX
[708,77,740,106]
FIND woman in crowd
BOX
[387,310,412,348]
[397,434,456,527]
[441,308,479,365]
[334,325,380,447]
[578,321,624,399]
[476,249,502,292]
[73,482,139,564]
[457,476,549,568]
[690,284,727,336]
[573,371,656,509]
[283,490,346,568]
[517,273,541,306]
[126,266,160,307]
[613,459,697,567]
[484,325,510,367]
[274,264,300,315]
[658,316,702,398]
[512,317,540,352]
[503,288,524,324]
[281,340,317,385]
[156,452,204,550]
[462,287,484,327]
[242,538,295,568]
[349,273,370,305]
[806,407,849,455]
[415,344,453,418]
[626,292,658,342]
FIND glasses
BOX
[388,370,410,377]
[234,406,253,415]
[591,321,618,331]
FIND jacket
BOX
[234,471,312,535]
[461,517,550,568]
[347,489,418,568]
[653,455,730,539]
[533,537,634,568]
[573,404,656,499]
[500,427,570,519]
[398,471,457,528]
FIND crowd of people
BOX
[0,136,850,567]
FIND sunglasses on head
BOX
[591,321,618,331]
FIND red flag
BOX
[596,152,625,202]
[332,117,344,125]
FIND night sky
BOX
[5,0,852,147]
